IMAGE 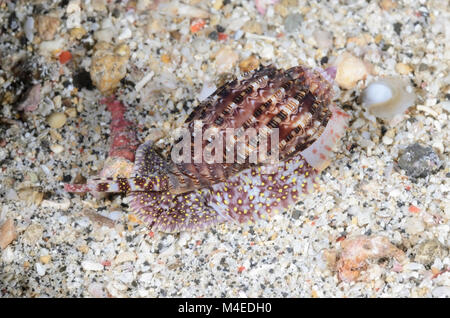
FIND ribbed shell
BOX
[166,64,334,194]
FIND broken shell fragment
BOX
[361,77,416,120]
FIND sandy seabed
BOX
[0,0,449,297]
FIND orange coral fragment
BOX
[59,50,72,64]
[408,205,421,213]
[190,19,206,33]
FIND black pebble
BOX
[320,56,328,65]
[62,175,72,182]
[73,70,94,90]
[208,31,219,40]
[20,35,28,46]
[59,0,69,8]
[216,25,225,33]
[393,22,402,35]
[382,43,392,51]
[112,8,121,18]
[398,143,442,179]
[8,12,19,31]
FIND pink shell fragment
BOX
[17,84,41,112]
[254,0,280,15]
[331,235,406,282]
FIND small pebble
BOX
[291,209,302,220]
[335,53,369,89]
[94,28,114,42]
[88,283,107,297]
[50,144,64,154]
[313,30,333,50]
[214,46,239,73]
[380,0,397,10]
[404,262,424,271]
[413,239,448,266]
[393,22,402,36]
[239,55,260,72]
[108,211,122,221]
[398,144,442,178]
[82,260,104,271]
[23,223,44,245]
[69,27,87,40]
[47,112,67,129]
[65,107,77,118]
[216,25,225,33]
[18,188,44,206]
[161,54,171,64]
[2,247,15,263]
[159,2,210,18]
[395,63,413,75]
[92,0,107,12]
[208,30,219,40]
[382,135,393,145]
[5,189,18,201]
[0,219,17,250]
[136,0,152,11]
[243,21,262,34]
[39,37,66,56]
[90,42,130,94]
[36,15,60,41]
[24,17,34,42]
[405,217,425,235]
[8,12,19,31]
[118,272,134,284]
[36,263,46,276]
[213,0,223,10]
[440,101,450,113]
[17,84,41,112]
[114,251,136,264]
[283,13,303,33]
[40,255,51,264]
[73,69,94,90]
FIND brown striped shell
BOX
[164,64,335,194]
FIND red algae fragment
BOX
[329,235,406,282]
[101,97,139,163]
[218,33,228,41]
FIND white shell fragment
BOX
[361,77,416,120]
